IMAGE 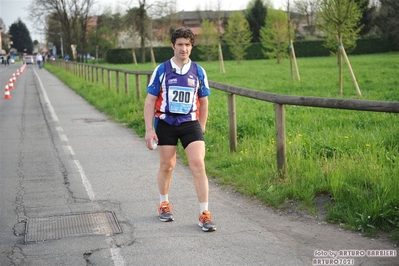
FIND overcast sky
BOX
[0,0,285,42]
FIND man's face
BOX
[172,38,192,62]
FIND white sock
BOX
[199,202,208,214]
[160,194,168,204]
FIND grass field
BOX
[46,52,399,243]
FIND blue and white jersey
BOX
[147,59,210,126]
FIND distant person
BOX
[36,53,43,69]
[6,54,10,65]
[144,27,216,232]
[64,54,70,61]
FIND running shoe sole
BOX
[198,222,216,232]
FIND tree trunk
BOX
[141,37,146,64]
[338,44,343,96]
[132,48,137,65]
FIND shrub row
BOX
[106,37,398,64]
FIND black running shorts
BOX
[155,120,204,149]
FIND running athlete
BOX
[144,27,216,232]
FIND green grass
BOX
[46,52,399,243]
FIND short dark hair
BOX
[171,27,195,46]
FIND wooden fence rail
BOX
[51,61,399,177]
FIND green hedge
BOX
[293,37,398,57]
[351,37,398,55]
[106,49,133,64]
[291,40,330,57]
[106,37,398,64]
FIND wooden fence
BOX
[57,61,153,100]
[52,61,399,177]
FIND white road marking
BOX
[34,69,125,266]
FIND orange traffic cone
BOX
[4,84,11,99]
[9,81,14,90]
[13,75,16,83]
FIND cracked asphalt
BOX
[0,63,397,266]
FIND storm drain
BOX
[25,211,122,242]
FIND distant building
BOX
[152,10,242,45]
[0,30,12,54]
[86,16,98,35]
[84,9,318,50]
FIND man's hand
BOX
[145,129,158,150]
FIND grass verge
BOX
[46,53,399,243]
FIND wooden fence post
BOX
[124,73,129,95]
[147,74,151,86]
[228,93,237,152]
[108,70,111,89]
[135,74,141,100]
[116,71,120,93]
[274,103,287,177]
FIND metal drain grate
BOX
[25,211,122,242]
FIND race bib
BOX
[168,86,195,114]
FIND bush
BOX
[351,37,398,55]
[106,49,133,64]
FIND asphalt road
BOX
[0,63,397,266]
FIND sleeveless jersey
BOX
[147,60,210,126]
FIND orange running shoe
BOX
[158,201,174,222]
[198,210,216,232]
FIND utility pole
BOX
[0,26,3,51]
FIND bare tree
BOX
[125,0,157,64]
[125,8,140,64]
[125,0,176,64]
[293,0,321,37]
[136,0,151,63]
[150,0,177,45]
[0,18,6,31]
[75,0,95,62]
[147,0,176,66]
[29,0,95,60]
